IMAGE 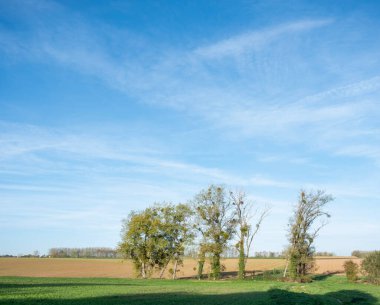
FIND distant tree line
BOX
[351,250,376,258]
[0,250,42,258]
[48,247,120,258]
[253,251,284,258]
[183,250,334,259]
[314,251,335,257]
[185,245,241,259]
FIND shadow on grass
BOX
[0,288,377,305]
[178,271,241,280]
[313,272,340,282]
[180,270,269,280]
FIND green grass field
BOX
[1,276,379,305]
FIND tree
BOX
[157,203,194,279]
[118,203,193,279]
[230,190,270,279]
[118,207,160,278]
[193,185,236,280]
[286,190,333,280]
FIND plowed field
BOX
[0,257,361,278]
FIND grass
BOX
[0,275,379,305]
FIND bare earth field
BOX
[0,257,361,278]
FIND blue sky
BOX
[1,0,379,256]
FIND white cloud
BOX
[194,19,333,59]
[301,76,380,105]
[0,121,297,189]
[4,13,377,166]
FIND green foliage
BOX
[118,208,158,278]
[193,185,236,280]
[197,259,205,280]
[118,203,193,279]
[196,244,206,280]
[254,268,285,281]
[230,191,248,280]
[343,260,359,282]
[362,251,380,284]
[287,190,333,280]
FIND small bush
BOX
[343,260,359,282]
[298,275,313,283]
[256,269,286,281]
[362,251,380,284]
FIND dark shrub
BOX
[343,260,359,282]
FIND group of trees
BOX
[119,185,333,281]
[48,247,119,258]
[119,185,270,280]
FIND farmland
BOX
[0,257,361,278]
[1,275,379,305]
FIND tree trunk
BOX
[283,259,289,277]
[197,251,205,280]
[159,261,170,279]
[141,263,146,279]
[197,246,206,280]
[172,259,178,280]
[159,267,165,279]
[238,230,245,279]
[212,252,221,280]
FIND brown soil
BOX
[0,257,361,278]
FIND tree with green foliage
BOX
[157,203,194,279]
[118,203,193,279]
[119,207,159,278]
[230,190,270,279]
[286,190,333,281]
[193,185,236,280]
[196,243,207,280]
[362,251,380,284]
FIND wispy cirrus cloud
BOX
[300,76,380,105]
[0,121,296,189]
[194,19,333,59]
[2,120,379,201]
[1,3,379,166]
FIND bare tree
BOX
[230,190,270,279]
[286,190,333,280]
